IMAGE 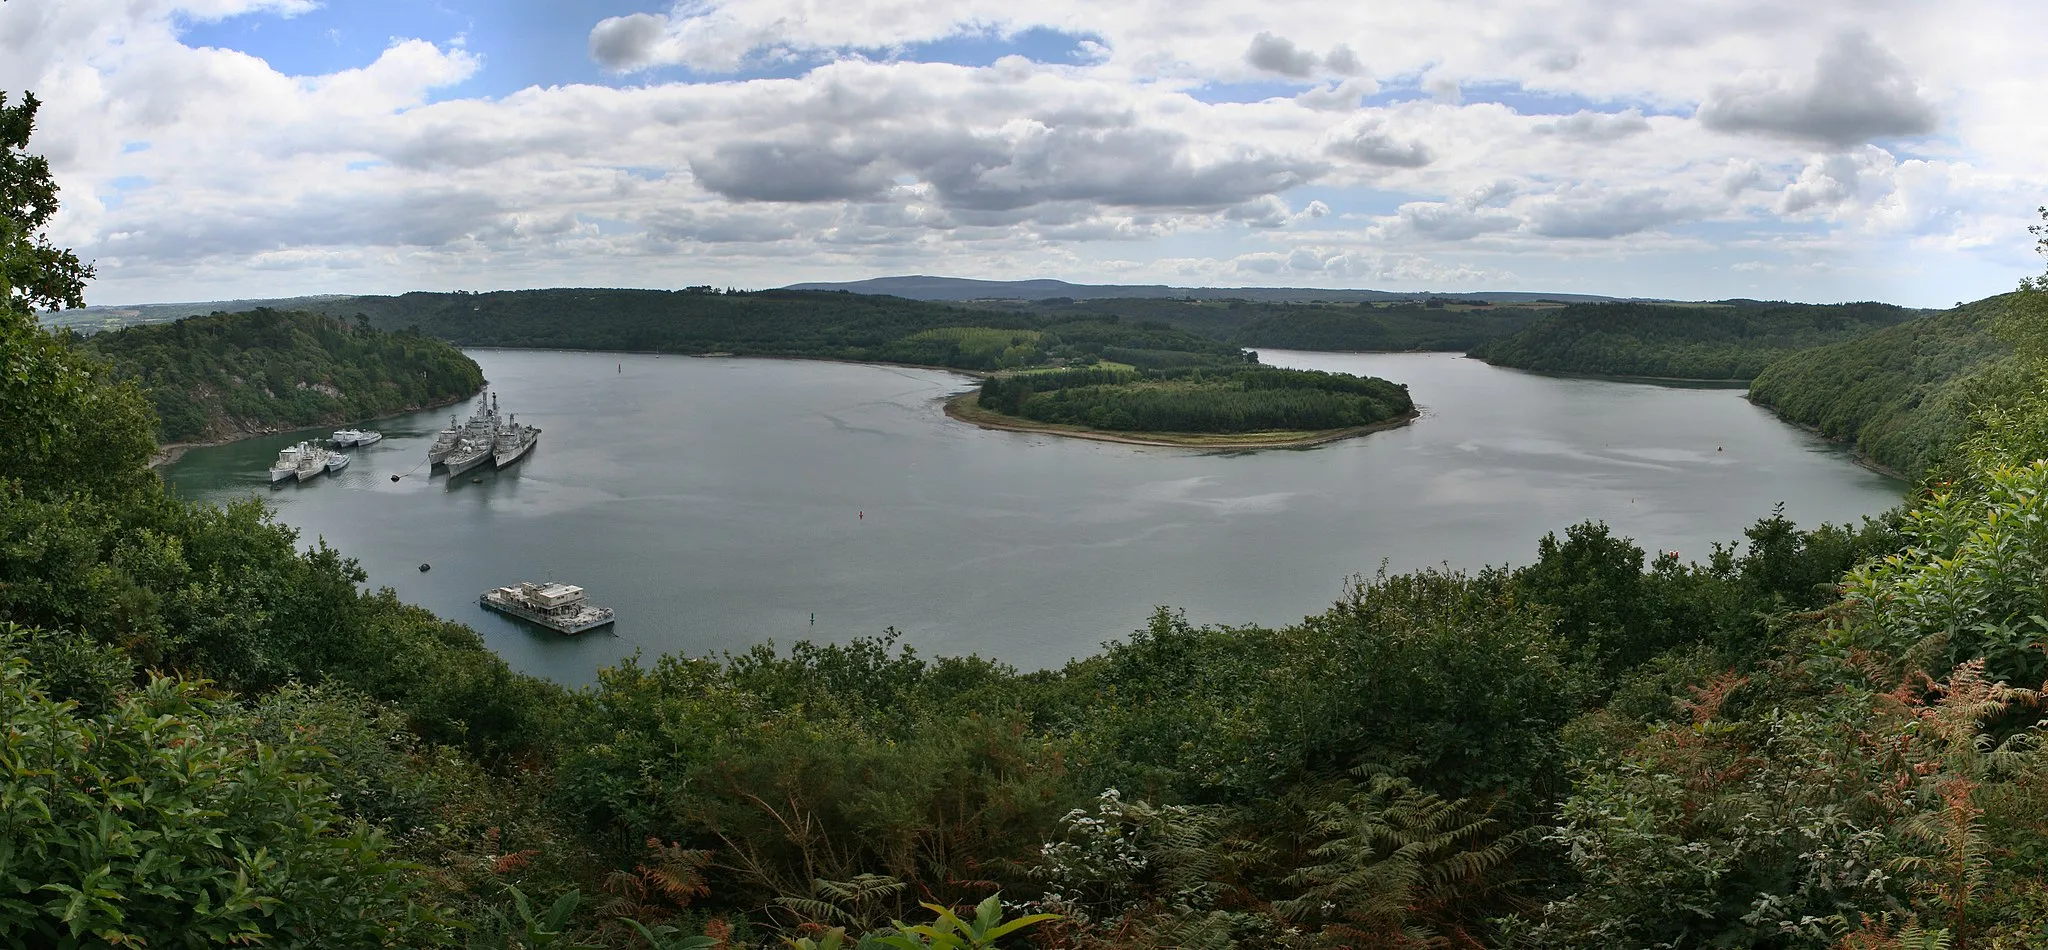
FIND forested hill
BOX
[966,296,1549,352]
[309,287,1249,371]
[82,308,484,444]
[1468,300,1924,379]
[1747,296,2014,477]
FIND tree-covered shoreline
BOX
[1471,299,1923,380]
[1746,296,2015,479]
[81,308,486,445]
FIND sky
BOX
[3,0,2044,307]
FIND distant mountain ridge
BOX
[783,275,1628,304]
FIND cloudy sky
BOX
[3,0,2043,306]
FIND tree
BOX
[0,91,94,316]
[0,90,158,497]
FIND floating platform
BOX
[478,581,615,635]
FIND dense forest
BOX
[80,308,485,444]
[963,296,1548,352]
[973,365,1415,434]
[1746,296,2014,478]
[1470,300,1924,379]
[16,91,2048,948]
[306,288,1243,373]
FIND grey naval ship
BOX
[430,392,541,477]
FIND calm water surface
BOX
[164,349,1903,683]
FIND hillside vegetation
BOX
[1748,298,2017,478]
[1470,300,1923,379]
[82,308,484,444]
[967,296,1548,352]
[315,288,1245,372]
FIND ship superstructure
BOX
[492,413,541,468]
[428,415,462,465]
[292,441,336,482]
[269,445,302,484]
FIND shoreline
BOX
[148,387,483,468]
[942,391,1420,450]
[1471,356,1755,388]
[1745,399,1911,483]
[461,345,992,380]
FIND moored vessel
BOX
[334,429,383,447]
[293,442,335,482]
[269,445,302,484]
[492,414,541,468]
[428,415,461,466]
[478,581,615,634]
[326,452,350,474]
[444,438,492,477]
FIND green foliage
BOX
[0,91,93,315]
[1276,774,1527,948]
[969,296,1545,351]
[302,289,1248,375]
[1473,299,1922,379]
[555,636,1068,916]
[0,650,454,947]
[1747,297,2014,478]
[0,297,159,500]
[976,366,1412,434]
[81,307,486,443]
[876,328,1045,370]
[871,896,1057,950]
[1834,461,2048,684]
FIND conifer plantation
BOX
[11,91,2048,948]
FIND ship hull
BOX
[354,432,383,446]
[493,437,536,469]
[326,455,350,474]
[445,449,490,477]
[269,468,295,484]
[478,594,615,634]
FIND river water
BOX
[162,349,1903,683]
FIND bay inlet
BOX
[163,348,1904,684]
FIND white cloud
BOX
[1,0,2043,306]
[1696,31,1938,148]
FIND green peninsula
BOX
[81,308,484,446]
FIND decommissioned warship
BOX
[430,392,540,477]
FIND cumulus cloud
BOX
[1778,148,1897,216]
[1533,109,1650,142]
[1697,31,1938,148]
[1324,45,1363,75]
[589,12,670,72]
[1295,77,1380,112]
[1527,187,1691,238]
[691,141,891,202]
[1244,32,1319,77]
[1326,117,1433,167]
[1395,201,1519,240]
[1225,195,1330,228]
